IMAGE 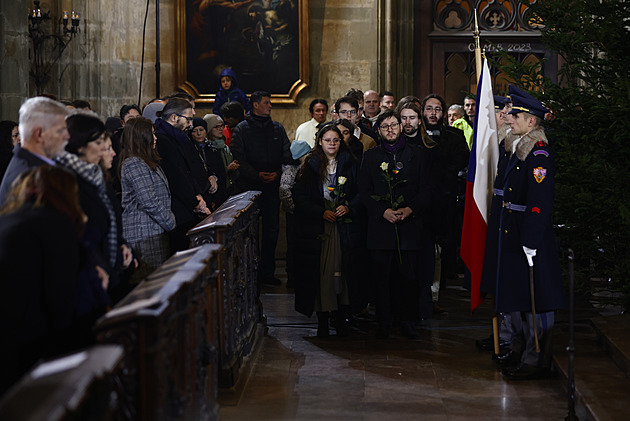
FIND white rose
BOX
[380,162,389,171]
[338,176,347,185]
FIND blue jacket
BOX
[213,68,251,116]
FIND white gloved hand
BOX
[523,246,537,267]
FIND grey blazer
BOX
[121,157,176,268]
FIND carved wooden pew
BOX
[94,244,222,421]
[187,191,264,399]
[0,345,125,421]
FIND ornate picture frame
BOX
[175,0,309,105]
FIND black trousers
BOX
[370,248,434,327]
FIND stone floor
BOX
[222,275,572,421]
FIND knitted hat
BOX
[203,114,224,130]
[192,117,207,131]
[290,139,311,160]
[65,113,105,154]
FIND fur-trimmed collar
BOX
[504,126,548,161]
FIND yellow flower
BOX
[380,162,389,171]
[338,176,347,185]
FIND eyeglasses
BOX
[213,124,225,130]
[338,110,357,116]
[322,138,341,144]
[380,122,400,131]
[424,106,442,114]
[177,114,193,122]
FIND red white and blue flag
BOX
[461,58,499,313]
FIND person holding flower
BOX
[293,125,362,337]
[358,109,435,339]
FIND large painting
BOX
[176,0,309,104]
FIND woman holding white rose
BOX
[293,125,363,337]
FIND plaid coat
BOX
[121,157,176,273]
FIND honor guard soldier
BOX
[480,85,566,380]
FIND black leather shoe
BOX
[476,335,511,351]
[492,350,520,368]
[502,363,551,380]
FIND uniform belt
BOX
[502,201,526,212]
[494,188,504,196]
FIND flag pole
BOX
[473,9,500,357]
[474,10,482,82]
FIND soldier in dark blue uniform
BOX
[480,85,566,380]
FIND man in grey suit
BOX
[0,97,70,205]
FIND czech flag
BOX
[460,58,499,313]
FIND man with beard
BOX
[359,109,435,339]
[421,94,469,310]
[395,101,433,148]
[155,98,211,252]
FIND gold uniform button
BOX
[504,230,509,234]
[516,166,520,170]
[508,188,513,192]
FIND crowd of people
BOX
[0,76,564,391]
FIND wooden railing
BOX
[0,191,264,419]
[95,244,222,421]
[0,345,125,420]
[187,191,263,393]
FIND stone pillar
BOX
[378,0,414,102]
[0,1,32,120]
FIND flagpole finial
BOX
[473,9,483,83]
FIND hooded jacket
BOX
[213,68,251,116]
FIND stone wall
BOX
[1,0,386,135]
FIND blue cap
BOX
[290,139,311,160]
[493,95,511,110]
[507,85,549,118]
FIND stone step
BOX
[591,315,630,378]
[552,319,630,421]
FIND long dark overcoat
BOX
[358,141,434,251]
[292,150,362,317]
[480,127,566,313]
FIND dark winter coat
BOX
[155,118,204,227]
[421,124,469,237]
[480,127,566,313]
[0,144,49,206]
[358,140,435,251]
[292,150,363,316]
[230,113,293,192]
